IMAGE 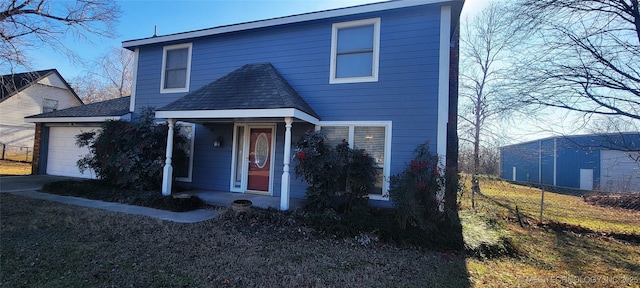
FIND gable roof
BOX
[123,0,464,49]
[26,96,131,123]
[0,69,83,104]
[157,63,319,121]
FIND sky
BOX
[29,0,580,145]
[28,0,486,80]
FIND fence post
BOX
[25,147,31,162]
[539,188,545,223]
[1,143,5,160]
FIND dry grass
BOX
[0,160,31,175]
[461,176,640,287]
[0,194,470,287]
[2,176,639,287]
[462,175,640,235]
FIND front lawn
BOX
[0,194,471,287]
[3,176,638,287]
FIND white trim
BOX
[437,5,451,160]
[329,18,380,84]
[26,115,128,123]
[230,124,246,192]
[155,108,320,124]
[161,119,175,196]
[175,121,196,182]
[316,121,392,199]
[122,0,461,48]
[281,117,293,210]
[160,43,192,94]
[129,48,139,112]
[230,123,277,195]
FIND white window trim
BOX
[329,18,380,84]
[175,121,195,182]
[160,43,192,94]
[316,121,392,200]
[229,123,277,195]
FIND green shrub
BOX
[42,180,206,212]
[75,108,188,190]
[294,130,378,213]
[389,143,445,231]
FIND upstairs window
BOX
[43,98,58,113]
[330,18,380,84]
[161,43,192,93]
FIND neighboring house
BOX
[500,133,640,193]
[31,0,464,210]
[26,97,131,178]
[0,69,83,159]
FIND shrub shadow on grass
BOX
[42,180,207,212]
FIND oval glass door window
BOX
[254,133,269,169]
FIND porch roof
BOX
[155,63,320,124]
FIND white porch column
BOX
[161,118,175,196]
[280,117,293,210]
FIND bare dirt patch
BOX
[584,193,640,211]
[0,160,31,175]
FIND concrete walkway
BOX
[0,175,219,223]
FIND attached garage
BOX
[46,126,99,178]
[25,97,131,178]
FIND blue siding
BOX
[501,133,640,190]
[133,5,446,199]
[540,139,554,185]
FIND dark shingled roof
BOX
[2,69,55,101]
[158,63,319,119]
[27,96,130,119]
[1,69,82,104]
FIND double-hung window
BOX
[161,43,192,93]
[318,121,391,200]
[330,18,380,84]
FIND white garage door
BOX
[47,126,99,178]
[600,150,640,193]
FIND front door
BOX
[231,125,274,194]
[247,128,272,192]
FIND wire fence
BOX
[459,174,640,236]
[0,143,33,163]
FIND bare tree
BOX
[0,0,120,72]
[71,47,133,103]
[95,47,133,98]
[459,2,524,207]
[511,0,640,122]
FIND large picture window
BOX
[318,121,391,199]
[330,18,380,84]
[160,43,192,93]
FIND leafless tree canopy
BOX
[458,2,525,179]
[71,47,133,103]
[511,0,640,122]
[0,0,120,72]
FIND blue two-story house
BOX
[122,0,464,210]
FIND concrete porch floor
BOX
[191,190,306,210]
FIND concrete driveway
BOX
[0,175,81,192]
